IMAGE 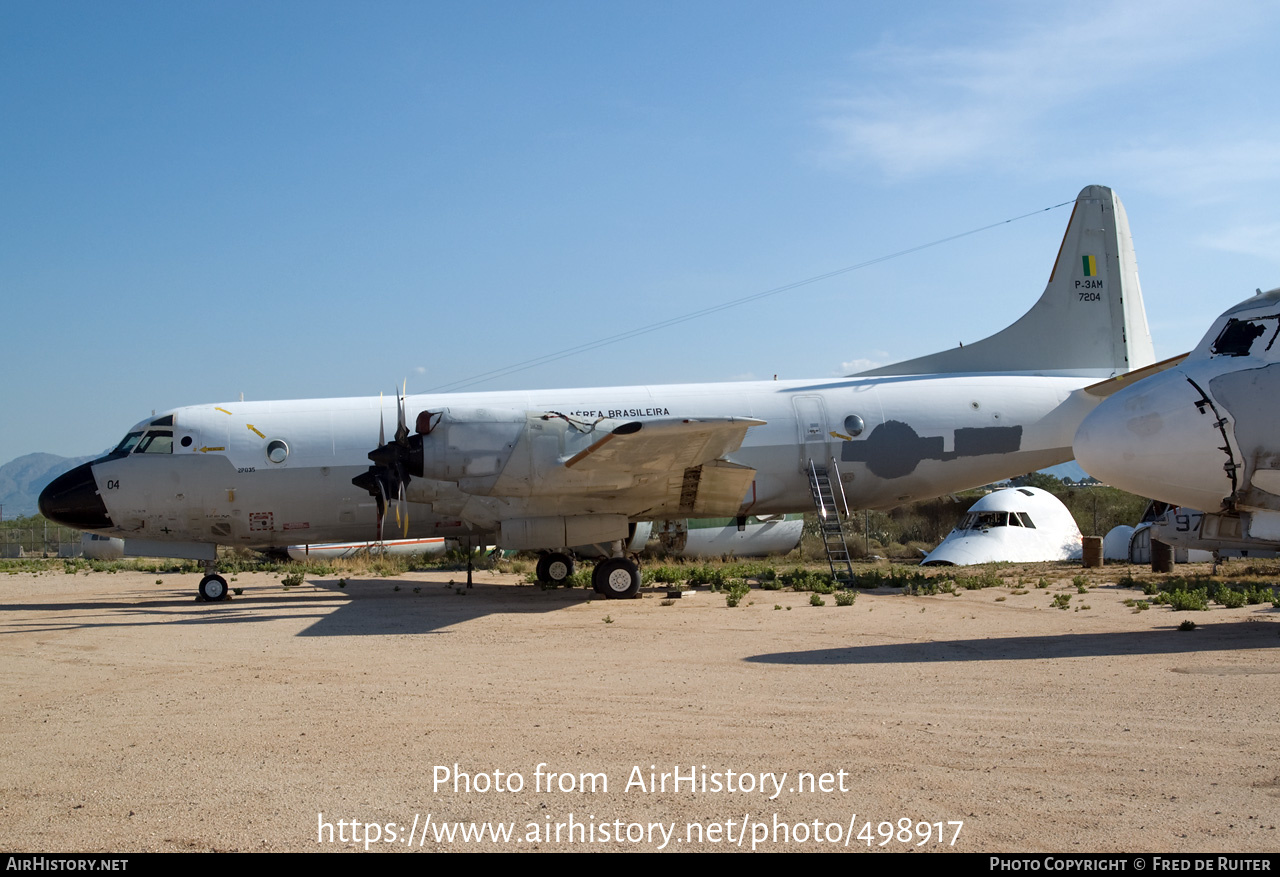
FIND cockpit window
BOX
[135,430,173,454]
[955,510,1036,531]
[960,511,1010,530]
[112,431,144,455]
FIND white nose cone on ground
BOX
[921,487,1082,566]
[1074,368,1233,512]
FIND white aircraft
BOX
[651,514,804,559]
[40,185,1155,601]
[1076,290,1280,557]
[1127,508,1217,563]
[1145,508,1278,560]
[920,486,1083,566]
[81,532,125,561]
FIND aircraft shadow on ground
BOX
[0,579,590,637]
[294,577,587,637]
[746,620,1280,665]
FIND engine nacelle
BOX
[409,408,637,497]
[499,515,629,551]
[409,408,525,486]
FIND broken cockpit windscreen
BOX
[1210,313,1280,359]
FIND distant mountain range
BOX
[0,452,103,519]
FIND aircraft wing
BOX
[565,416,763,474]
[562,416,764,517]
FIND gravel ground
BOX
[2,563,1277,852]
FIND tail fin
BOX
[856,185,1155,378]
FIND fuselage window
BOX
[135,431,173,454]
[266,439,288,464]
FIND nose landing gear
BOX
[198,574,229,601]
[198,560,230,601]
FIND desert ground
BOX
[1,562,1277,853]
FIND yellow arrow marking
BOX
[215,407,233,416]
[829,431,853,441]
[247,424,265,438]
[199,446,226,453]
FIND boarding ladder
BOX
[806,458,855,586]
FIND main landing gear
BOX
[534,549,641,599]
[591,557,641,599]
[535,552,575,587]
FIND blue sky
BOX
[4,0,1280,463]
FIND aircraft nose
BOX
[38,462,113,530]
[1074,370,1234,512]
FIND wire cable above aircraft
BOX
[425,199,1075,394]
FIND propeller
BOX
[352,383,413,541]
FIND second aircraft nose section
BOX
[1074,369,1234,512]
[38,462,113,531]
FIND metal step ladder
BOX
[807,458,855,585]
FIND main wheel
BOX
[198,573,229,602]
[593,558,640,599]
[537,552,574,586]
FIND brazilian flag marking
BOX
[1082,255,1097,276]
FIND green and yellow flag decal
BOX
[1082,255,1097,277]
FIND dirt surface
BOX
[2,563,1278,853]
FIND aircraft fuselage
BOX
[60,374,1093,551]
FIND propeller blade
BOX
[375,480,388,543]
[378,392,386,448]
[353,385,418,543]
[396,380,409,445]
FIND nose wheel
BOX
[198,573,230,602]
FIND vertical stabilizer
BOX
[857,185,1155,377]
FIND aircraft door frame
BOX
[791,394,830,473]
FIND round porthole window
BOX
[180,435,193,448]
[844,414,865,437]
[266,439,289,464]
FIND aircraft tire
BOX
[536,552,574,587]
[198,574,229,602]
[593,558,640,599]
